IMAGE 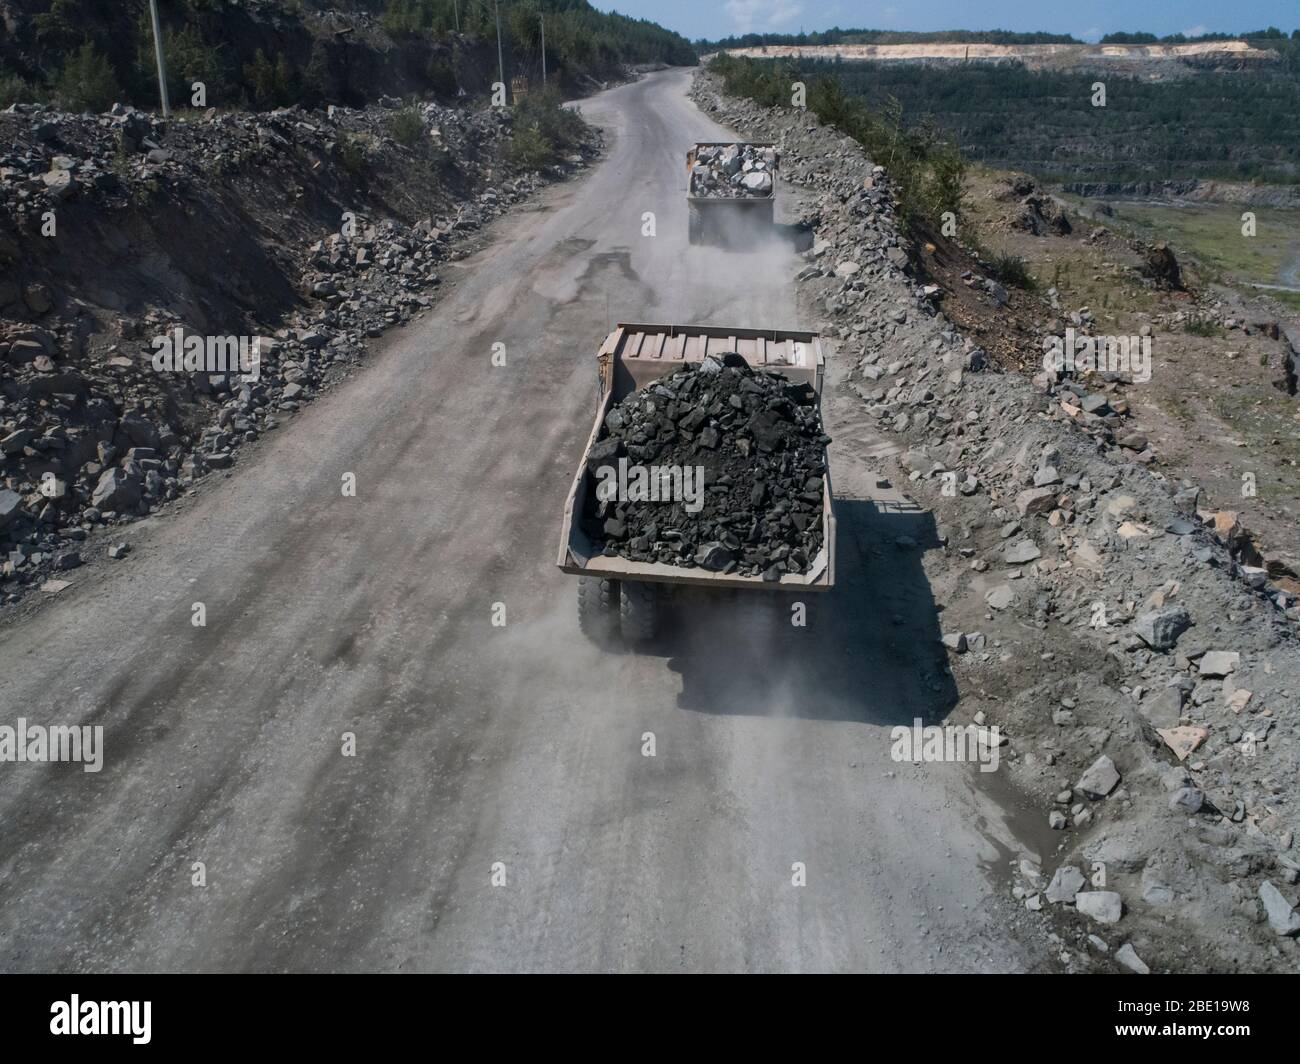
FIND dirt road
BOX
[0,70,1045,973]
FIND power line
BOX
[485,0,504,99]
[147,0,170,117]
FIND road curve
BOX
[0,69,1044,973]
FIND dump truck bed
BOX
[556,323,835,591]
[686,142,778,202]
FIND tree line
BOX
[0,0,695,113]
[708,48,1300,187]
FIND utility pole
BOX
[494,0,506,102]
[540,12,547,87]
[148,0,171,118]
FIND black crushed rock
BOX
[581,353,830,580]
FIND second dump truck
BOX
[686,142,778,246]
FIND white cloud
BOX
[1079,26,1103,43]
[1183,25,1210,38]
[725,0,804,33]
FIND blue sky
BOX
[592,1,1300,43]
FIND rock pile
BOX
[691,66,1300,973]
[582,355,829,579]
[0,96,598,606]
[689,143,776,198]
[998,174,1072,236]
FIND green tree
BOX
[302,40,337,106]
[507,2,542,53]
[34,0,85,49]
[244,49,296,109]
[0,74,34,108]
[55,42,121,112]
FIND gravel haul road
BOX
[0,70,1044,973]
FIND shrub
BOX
[988,250,1037,290]
[517,90,584,145]
[507,123,554,170]
[507,89,586,169]
[54,43,121,113]
[302,40,337,107]
[382,0,458,38]
[244,49,296,109]
[163,23,229,105]
[387,106,425,146]
[337,132,367,175]
[382,0,426,38]
[425,54,458,97]
[0,74,35,109]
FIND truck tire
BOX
[619,580,659,643]
[688,205,703,245]
[578,576,619,645]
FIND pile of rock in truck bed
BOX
[689,143,776,198]
[581,354,830,580]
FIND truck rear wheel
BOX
[619,580,660,643]
[688,205,703,245]
[578,576,619,645]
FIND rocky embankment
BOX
[691,68,1300,972]
[0,96,598,607]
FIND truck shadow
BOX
[657,498,959,724]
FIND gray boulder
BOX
[1134,606,1191,651]
[1259,881,1300,936]
[91,468,142,511]
[1076,891,1123,924]
[1077,754,1120,799]
[0,488,23,530]
[1046,865,1086,904]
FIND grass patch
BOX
[987,249,1037,291]
[1183,318,1223,337]
[1107,201,1300,288]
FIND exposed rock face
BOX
[1141,242,1183,290]
[0,93,599,604]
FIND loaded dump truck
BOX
[557,323,835,647]
[686,142,778,246]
